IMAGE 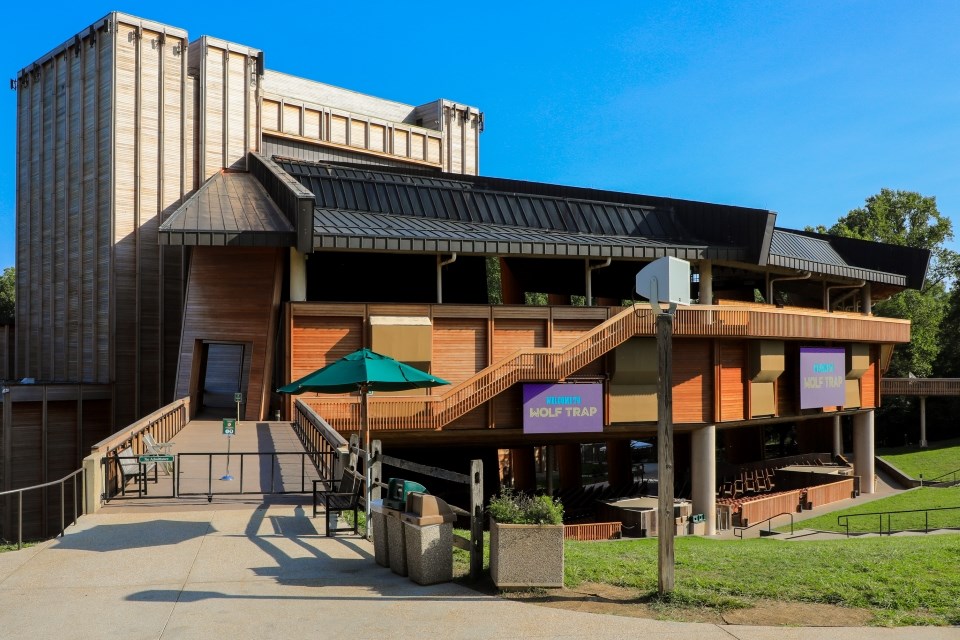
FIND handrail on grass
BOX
[922,467,960,485]
[837,505,960,537]
[0,468,86,550]
[733,511,794,539]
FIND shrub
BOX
[488,488,563,525]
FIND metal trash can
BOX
[369,499,390,568]
[401,492,456,585]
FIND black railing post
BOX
[60,482,65,537]
[18,492,23,550]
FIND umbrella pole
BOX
[362,385,372,539]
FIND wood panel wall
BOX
[861,345,878,409]
[0,385,112,540]
[718,342,747,422]
[16,14,190,427]
[175,248,283,420]
[673,339,712,424]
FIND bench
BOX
[113,446,158,497]
[312,469,364,537]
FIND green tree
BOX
[812,189,955,378]
[0,267,14,325]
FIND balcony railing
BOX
[299,304,908,434]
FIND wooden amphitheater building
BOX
[5,12,929,535]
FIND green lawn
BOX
[878,438,960,481]
[563,535,960,626]
[785,486,960,534]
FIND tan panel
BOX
[282,103,301,136]
[844,379,861,409]
[718,341,745,422]
[411,133,425,160]
[369,317,432,368]
[394,129,409,156]
[369,123,386,152]
[751,381,776,417]
[427,137,441,165]
[610,384,657,423]
[464,114,477,174]
[609,337,657,423]
[304,109,321,139]
[262,99,280,131]
[749,340,785,383]
[330,115,347,144]
[847,343,870,379]
[349,119,366,148]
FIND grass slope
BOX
[878,438,960,480]
[790,486,960,534]
[564,535,960,626]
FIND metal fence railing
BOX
[0,468,86,549]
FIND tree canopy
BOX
[811,189,955,378]
[0,267,14,325]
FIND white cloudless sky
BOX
[2,0,959,269]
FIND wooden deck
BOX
[104,419,322,507]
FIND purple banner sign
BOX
[523,383,603,434]
[800,347,845,409]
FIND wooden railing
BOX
[564,522,623,541]
[87,397,191,500]
[882,378,960,396]
[302,304,909,433]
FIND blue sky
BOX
[2,1,959,270]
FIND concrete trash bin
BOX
[369,500,390,568]
[385,508,408,576]
[401,492,456,586]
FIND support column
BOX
[853,410,875,494]
[699,260,713,305]
[510,447,536,492]
[862,282,872,316]
[556,443,582,491]
[920,396,928,447]
[691,425,716,535]
[289,248,306,302]
[605,439,633,487]
[832,415,842,458]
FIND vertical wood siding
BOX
[673,339,712,423]
[175,248,283,421]
[718,341,746,422]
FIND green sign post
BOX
[221,418,236,480]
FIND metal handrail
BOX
[923,468,960,485]
[176,451,330,500]
[0,467,86,549]
[733,511,794,539]
[837,505,960,537]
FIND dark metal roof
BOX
[159,171,295,247]
[768,229,909,286]
[312,207,710,259]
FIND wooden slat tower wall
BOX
[15,14,192,426]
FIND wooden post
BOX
[656,312,675,594]
[470,458,483,581]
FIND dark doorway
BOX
[199,342,249,416]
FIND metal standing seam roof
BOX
[159,171,296,246]
[312,207,710,259]
[274,157,756,261]
[768,229,907,286]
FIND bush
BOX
[488,488,563,525]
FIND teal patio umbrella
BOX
[278,348,450,469]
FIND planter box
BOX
[489,519,564,588]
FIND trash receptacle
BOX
[369,499,390,568]
[385,507,408,576]
[401,492,456,585]
[384,478,427,511]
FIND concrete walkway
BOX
[1,502,958,640]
